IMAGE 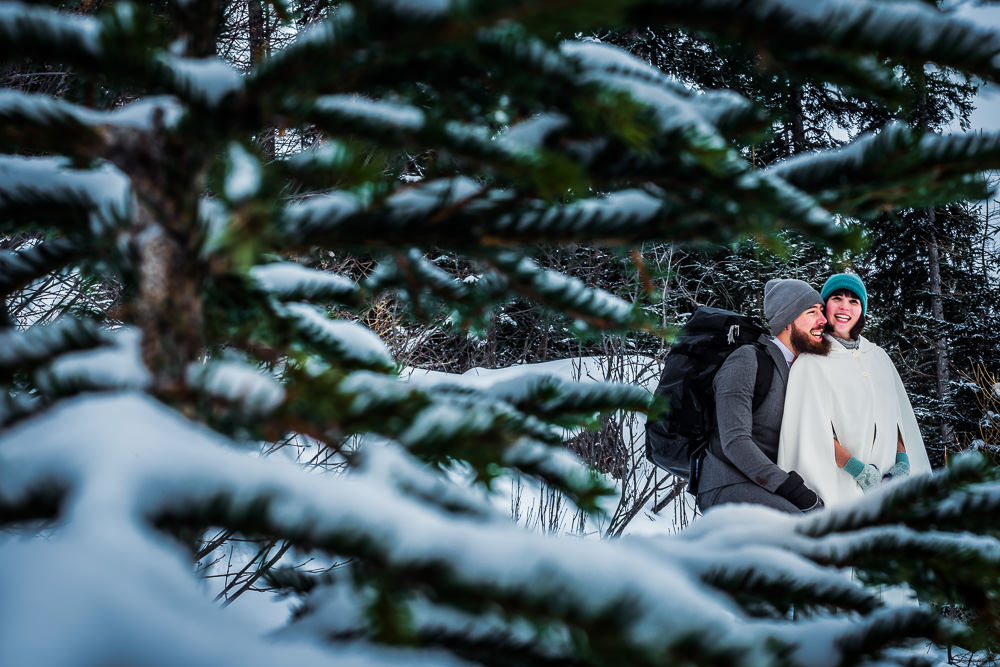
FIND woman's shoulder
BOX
[858,335,890,357]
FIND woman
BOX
[777,273,931,507]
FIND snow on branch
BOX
[0,156,132,233]
[244,4,361,98]
[417,368,654,421]
[494,188,667,239]
[0,318,107,380]
[489,251,649,332]
[688,90,769,140]
[497,113,569,154]
[158,54,244,108]
[34,326,150,395]
[1,392,920,667]
[765,124,1000,203]
[186,358,285,416]
[0,90,183,140]
[562,40,731,154]
[314,94,425,132]
[279,179,513,248]
[0,2,101,62]
[250,262,361,306]
[361,249,473,323]
[279,191,365,241]
[798,451,996,538]
[281,303,395,373]
[357,439,501,520]
[643,0,1000,85]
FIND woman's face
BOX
[825,292,863,339]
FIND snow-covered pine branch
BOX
[250,262,362,306]
[638,0,1000,92]
[768,124,1000,217]
[0,393,980,666]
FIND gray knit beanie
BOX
[763,278,823,335]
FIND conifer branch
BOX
[635,0,1000,89]
[0,90,104,157]
[798,453,994,538]
[769,125,1000,217]
[832,606,954,667]
[0,157,131,235]
[0,2,102,69]
[0,318,107,382]
[0,237,86,298]
[249,262,363,307]
[487,251,651,333]
[698,566,881,616]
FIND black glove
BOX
[775,471,823,512]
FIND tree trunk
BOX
[248,0,275,158]
[788,83,806,155]
[911,63,954,448]
[925,213,955,446]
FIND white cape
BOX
[778,335,931,507]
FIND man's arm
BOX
[713,346,789,492]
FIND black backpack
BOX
[645,306,774,492]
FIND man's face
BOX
[789,303,830,356]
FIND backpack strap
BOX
[751,345,775,412]
[693,344,775,482]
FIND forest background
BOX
[4,0,1000,666]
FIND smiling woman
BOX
[826,291,864,340]
[777,273,932,507]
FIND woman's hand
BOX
[884,429,910,481]
[883,452,910,481]
[843,455,880,491]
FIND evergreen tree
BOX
[4,1,1000,665]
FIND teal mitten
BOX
[844,456,881,492]
[882,452,910,481]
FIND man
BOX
[697,278,828,513]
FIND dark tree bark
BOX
[925,213,955,445]
[248,0,275,158]
[788,83,806,155]
[911,64,955,448]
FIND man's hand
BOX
[883,452,910,481]
[844,456,880,491]
[775,471,824,511]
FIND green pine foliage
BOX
[2,0,1000,665]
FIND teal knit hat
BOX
[821,273,867,315]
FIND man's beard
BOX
[790,324,831,356]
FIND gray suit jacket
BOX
[699,336,792,493]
